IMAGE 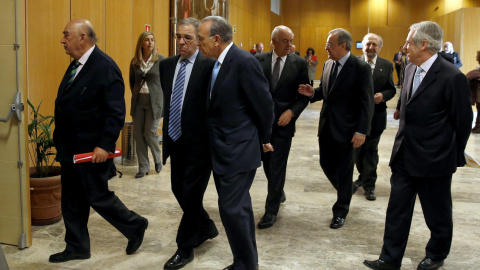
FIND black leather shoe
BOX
[417,257,444,270]
[257,213,277,229]
[49,250,91,263]
[135,172,148,178]
[352,182,359,194]
[330,216,345,229]
[365,190,376,201]
[222,264,234,270]
[155,162,162,173]
[126,217,148,255]
[354,179,363,187]
[280,191,286,203]
[194,225,219,248]
[363,259,400,270]
[164,253,194,269]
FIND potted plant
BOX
[27,99,62,225]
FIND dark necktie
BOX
[271,57,281,89]
[169,58,189,141]
[67,61,81,86]
[329,61,339,90]
[210,60,220,96]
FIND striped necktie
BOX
[411,66,423,98]
[67,61,81,86]
[271,57,281,89]
[168,58,189,141]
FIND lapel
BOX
[275,54,294,92]
[372,58,384,85]
[262,52,272,84]
[183,52,203,111]
[322,60,334,98]
[164,55,179,101]
[408,56,441,104]
[67,46,98,90]
[59,60,76,94]
[210,43,235,104]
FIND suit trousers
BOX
[380,148,453,267]
[263,133,292,215]
[354,129,383,191]
[169,137,216,257]
[319,126,355,218]
[395,65,401,84]
[213,169,258,270]
[133,94,161,173]
[60,160,144,254]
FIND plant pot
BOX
[29,166,62,225]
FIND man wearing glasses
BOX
[160,17,218,270]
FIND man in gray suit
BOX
[364,21,472,270]
[354,33,396,201]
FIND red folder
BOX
[311,55,317,61]
[73,149,122,164]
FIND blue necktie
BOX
[169,59,189,141]
[411,66,423,98]
[67,61,81,86]
[210,60,220,96]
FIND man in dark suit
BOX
[254,25,309,229]
[50,19,148,263]
[290,44,301,56]
[198,16,275,270]
[393,46,403,85]
[160,18,218,270]
[298,28,374,229]
[354,33,396,201]
[364,21,472,270]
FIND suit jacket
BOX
[208,44,275,175]
[255,52,309,138]
[129,55,165,119]
[311,53,374,142]
[160,51,215,165]
[393,52,403,68]
[54,46,125,163]
[390,56,472,177]
[358,55,396,131]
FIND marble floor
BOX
[3,88,480,270]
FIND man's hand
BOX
[263,143,274,152]
[374,93,384,104]
[91,147,109,163]
[393,109,400,120]
[395,61,402,65]
[278,110,293,126]
[351,133,366,148]
[298,84,314,97]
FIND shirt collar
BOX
[217,42,234,65]
[272,50,287,63]
[179,49,199,64]
[365,55,377,65]
[78,45,95,65]
[418,53,438,73]
[337,51,350,66]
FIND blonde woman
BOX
[129,31,165,178]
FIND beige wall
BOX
[0,0,31,246]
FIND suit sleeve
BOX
[240,56,275,143]
[381,61,396,102]
[129,60,135,93]
[289,59,310,118]
[450,72,473,166]
[357,62,374,135]
[98,65,126,152]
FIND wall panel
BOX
[153,0,170,57]
[71,0,106,51]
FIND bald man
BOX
[50,19,148,263]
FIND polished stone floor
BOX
[3,88,480,270]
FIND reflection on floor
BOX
[3,88,480,270]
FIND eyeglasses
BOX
[174,34,195,43]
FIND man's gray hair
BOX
[201,16,232,43]
[329,28,352,51]
[271,25,294,41]
[178,17,200,34]
[410,21,443,54]
[363,33,383,49]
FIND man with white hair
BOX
[443,41,462,68]
[354,33,396,201]
[364,21,472,270]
